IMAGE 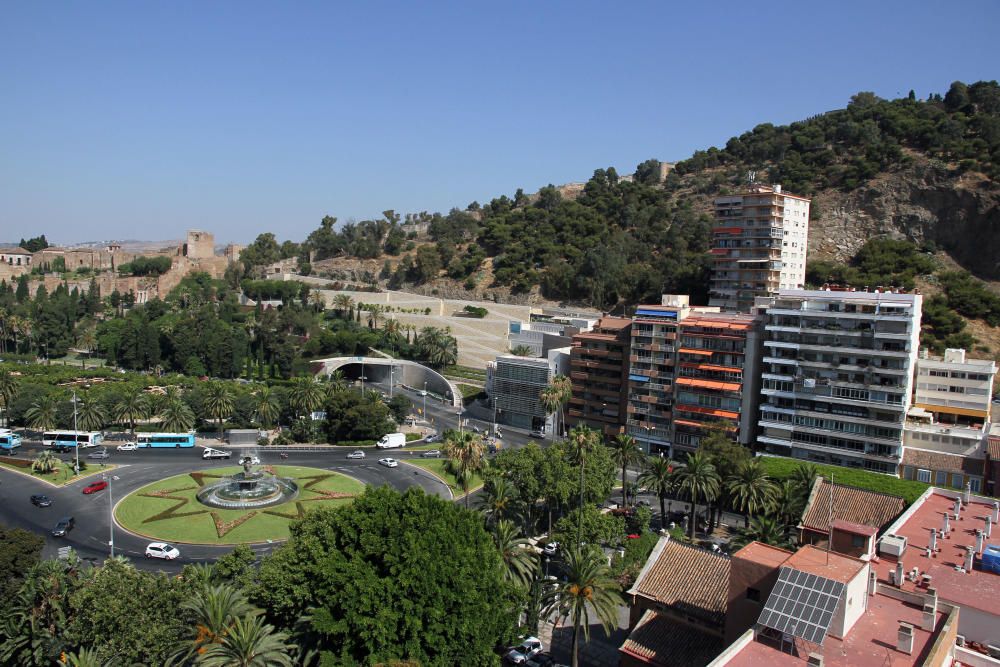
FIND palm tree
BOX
[673,451,721,540]
[366,303,384,330]
[491,519,536,587]
[727,459,778,527]
[31,450,60,474]
[174,584,257,661]
[203,382,235,439]
[75,323,97,370]
[510,344,534,357]
[252,386,280,430]
[197,614,296,667]
[417,327,458,368]
[567,425,599,543]
[75,392,107,432]
[287,377,324,420]
[608,434,643,509]
[542,545,622,667]
[540,375,572,438]
[324,370,347,397]
[732,515,793,550]
[25,396,58,432]
[159,399,195,433]
[772,479,808,528]
[791,462,819,493]
[443,429,486,509]
[478,476,522,527]
[638,456,675,529]
[114,386,149,436]
[332,294,354,320]
[0,370,18,428]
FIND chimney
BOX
[993,501,999,524]
[868,571,878,596]
[987,515,993,539]
[963,482,971,505]
[965,546,975,572]
[895,561,904,586]
[954,498,961,516]
[897,622,914,655]
[806,653,823,667]
[922,603,936,631]
[943,512,950,534]
[976,529,985,554]
[928,527,937,552]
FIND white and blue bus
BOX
[0,429,22,452]
[136,432,196,448]
[42,430,103,449]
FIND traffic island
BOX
[114,465,365,545]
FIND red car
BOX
[82,480,108,494]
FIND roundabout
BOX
[115,464,365,545]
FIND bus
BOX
[136,432,196,448]
[42,430,103,449]
[0,429,21,452]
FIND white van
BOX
[376,432,406,449]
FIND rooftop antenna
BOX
[827,473,834,566]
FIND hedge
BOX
[758,456,929,504]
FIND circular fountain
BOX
[196,456,299,509]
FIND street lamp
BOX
[71,388,81,475]
[105,473,115,557]
[422,382,427,418]
[389,365,394,398]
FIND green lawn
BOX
[0,458,117,486]
[115,465,365,545]
[406,458,483,497]
[758,456,930,504]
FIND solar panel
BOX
[757,567,844,645]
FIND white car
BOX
[202,448,232,460]
[145,542,180,560]
[378,457,399,468]
[346,450,366,459]
[505,637,543,665]
[116,442,138,452]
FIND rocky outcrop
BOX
[807,157,1000,279]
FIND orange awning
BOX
[676,404,740,420]
[678,348,713,356]
[673,419,705,428]
[675,377,742,392]
[694,363,742,374]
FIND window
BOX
[917,469,931,483]
[746,587,761,603]
[951,474,963,489]
[851,535,866,548]
[935,471,947,486]
[970,478,981,493]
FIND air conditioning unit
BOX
[880,534,908,558]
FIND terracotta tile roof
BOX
[901,447,984,476]
[989,436,1000,461]
[628,537,731,626]
[0,246,31,254]
[783,545,866,585]
[800,478,906,535]
[619,609,722,667]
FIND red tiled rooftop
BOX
[874,491,1000,614]
[619,609,722,667]
[800,478,906,535]
[726,593,946,667]
[628,537,731,626]
[832,519,878,537]
[594,316,631,330]
[783,545,866,585]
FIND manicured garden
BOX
[0,455,116,486]
[115,465,365,544]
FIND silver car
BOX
[347,450,366,459]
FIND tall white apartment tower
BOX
[709,184,810,312]
[757,288,923,475]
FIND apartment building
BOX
[898,348,996,492]
[673,312,764,453]
[565,317,631,439]
[709,184,811,312]
[757,289,923,475]
[507,314,596,358]
[626,296,703,456]
[487,348,570,433]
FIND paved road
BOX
[0,443,450,574]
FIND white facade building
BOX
[709,184,810,312]
[757,289,923,475]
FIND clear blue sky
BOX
[2,1,997,245]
